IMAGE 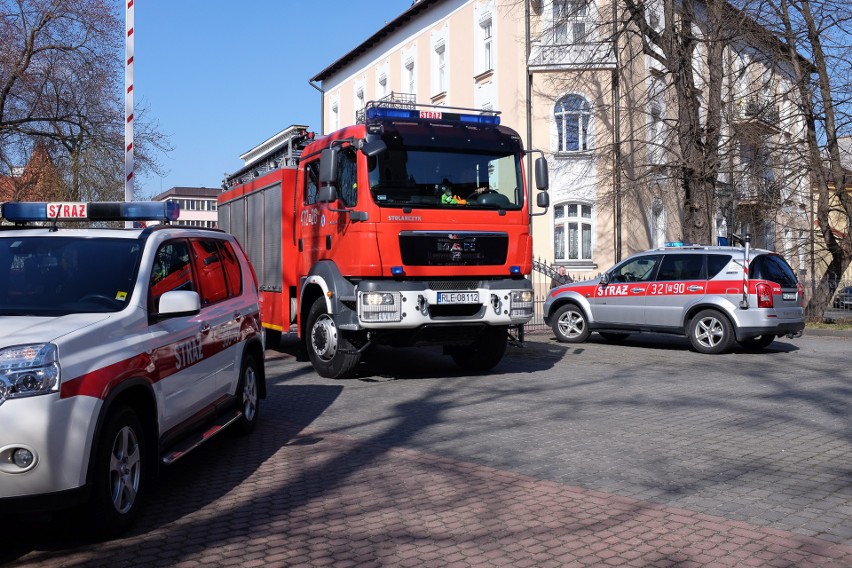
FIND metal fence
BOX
[526,259,852,334]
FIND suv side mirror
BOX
[157,290,200,318]
[599,272,610,285]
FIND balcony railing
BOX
[733,97,781,133]
[528,41,616,70]
[736,176,780,204]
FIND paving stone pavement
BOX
[1,333,850,567]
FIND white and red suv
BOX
[0,201,265,534]
[543,243,805,353]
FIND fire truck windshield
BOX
[367,124,525,210]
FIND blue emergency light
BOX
[365,106,500,125]
[510,265,521,274]
[1,201,180,223]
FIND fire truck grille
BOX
[429,281,479,291]
[399,232,508,266]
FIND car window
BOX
[656,254,705,281]
[751,254,798,288]
[150,240,195,311]
[218,240,243,297]
[609,254,661,283]
[191,239,231,305]
[707,254,732,278]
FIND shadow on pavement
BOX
[0,379,343,564]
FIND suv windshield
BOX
[0,236,142,316]
[367,123,524,210]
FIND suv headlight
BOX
[0,344,60,406]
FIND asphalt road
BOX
[2,331,851,567]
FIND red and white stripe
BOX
[125,0,135,206]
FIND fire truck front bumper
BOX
[354,279,533,329]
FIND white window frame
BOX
[552,0,591,44]
[554,202,594,263]
[554,94,592,153]
[431,27,449,97]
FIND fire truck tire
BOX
[689,309,734,354]
[551,304,591,343]
[306,297,361,379]
[90,405,148,536]
[234,354,260,435]
[450,326,508,372]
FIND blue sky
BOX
[134,1,414,197]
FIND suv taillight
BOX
[797,282,804,307]
[756,282,773,308]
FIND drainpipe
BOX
[525,0,533,228]
[612,0,622,261]
[309,79,325,134]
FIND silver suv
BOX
[0,201,265,535]
[543,244,805,353]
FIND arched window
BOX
[555,94,591,152]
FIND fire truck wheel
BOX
[90,405,148,536]
[450,326,508,372]
[551,304,591,343]
[234,354,260,435]
[306,297,361,379]
[689,309,734,354]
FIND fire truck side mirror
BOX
[360,138,387,157]
[319,148,339,188]
[536,191,550,209]
[535,157,549,191]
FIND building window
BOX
[405,58,416,95]
[554,203,593,261]
[481,18,493,72]
[555,94,591,152]
[648,78,665,164]
[435,42,446,93]
[553,0,590,44]
[377,72,388,99]
[355,86,365,113]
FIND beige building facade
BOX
[311,0,811,280]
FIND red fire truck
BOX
[218,100,549,378]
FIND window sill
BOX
[554,150,595,159]
[559,261,598,271]
[474,69,494,83]
[431,92,447,104]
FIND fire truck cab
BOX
[219,100,549,378]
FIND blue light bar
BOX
[365,106,500,125]
[2,201,180,223]
[665,241,685,247]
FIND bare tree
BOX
[0,0,170,201]
[763,0,852,315]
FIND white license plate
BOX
[437,291,480,304]
[782,292,797,301]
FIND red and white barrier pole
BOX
[125,0,135,217]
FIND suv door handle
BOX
[687,285,703,292]
[631,287,645,293]
[199,323,211,335]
